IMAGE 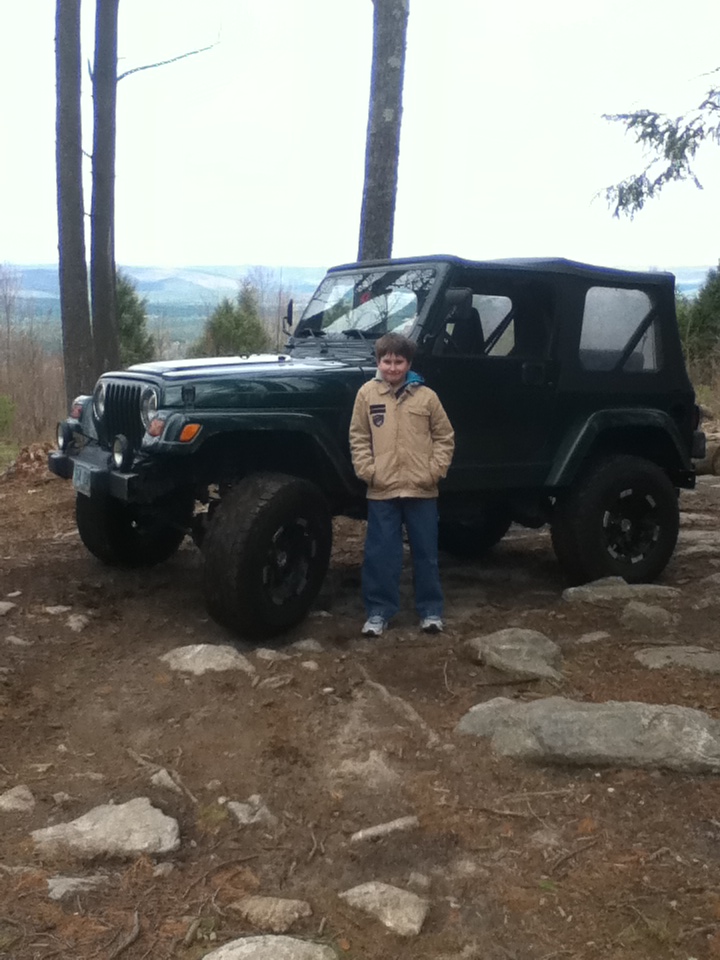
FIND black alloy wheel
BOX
[202,472,332,638]
[551,455,679,585]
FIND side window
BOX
[580,287,660,372]
[474,295,514,356]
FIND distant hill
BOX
[12,261,715,353]
[17,263,326,307]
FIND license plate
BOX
[72,462,93,497]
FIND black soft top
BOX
[328,255,675,289]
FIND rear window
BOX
[579,286,659,372]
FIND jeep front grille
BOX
[102,381,144,450]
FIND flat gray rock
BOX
[455,696,720,772]
[229,896,311,933]
[160,644,255,676]
[32,797,180,858]
[0,601,17,616]
[562,577,680,605]
[202,936,336,960]
[47,874,107,900]
[0,784,35,812]
[635,645,720,674]
[466,628,562,680]
[620,601,677,631]
[339,881,429,936]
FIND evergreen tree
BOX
[117,271,154,366]
[676,264,720,380]
[191,282,270,357]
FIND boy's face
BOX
[378,352,411,387]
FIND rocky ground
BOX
[2,451,720,960]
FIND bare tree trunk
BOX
[55,0,94,408]
[357,0,409,262]
[91,0,120,374]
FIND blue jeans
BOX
[362,498,444,621]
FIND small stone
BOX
[153,862,175,878]
[0,602,17,616]
[160,644,256,676]
[47,874,106,900]
[151,768,183,794]
[44,605,72,615]
[227,794,277,828]
[0,784,35,812]
[66,614,90,633]
[53,792,72,806]
[300,660,319,671]
[621,601,677,631]
[289,638,324,654]
[255,648,291,662]
[339,881,429,936]
[202,936,336,960]
[230,896,312,933]
[4,635,32,647]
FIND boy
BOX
[349,333,455,637]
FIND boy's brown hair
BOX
[374,332,416,363]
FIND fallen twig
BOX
[550,838,599,875]
[107,910,140,960]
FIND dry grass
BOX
[0,328,65,447]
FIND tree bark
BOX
[91,0,120,374]
[55,0,94,408]
[357,0,409,262]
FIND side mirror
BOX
[284,299,294,327]
[444,287,473,321]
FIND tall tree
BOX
[604,70,720,218]
[91,0,120,374]
[55,0,94,407]
[357,0,409,262]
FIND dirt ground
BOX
[2,449,720,960]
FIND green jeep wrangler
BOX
[49,256,706,637]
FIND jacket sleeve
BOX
[428,393,455,480]
[349,387,375,484]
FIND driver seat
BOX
[451,306,484,354]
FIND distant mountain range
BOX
[11,262,715,352]
[15,262,713,304]
[16,264,326,307]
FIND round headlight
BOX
[93,381,106,420]
[140,387,159,429]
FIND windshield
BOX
[296,267,438,339]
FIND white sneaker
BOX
[361,616,386,637]
[420,616,444,634]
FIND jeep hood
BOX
[127,353,367,381]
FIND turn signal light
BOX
[179,423,202,443]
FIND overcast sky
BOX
[1,0,719,272]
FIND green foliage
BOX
[676,264,720,381]
[0,394,15,435]
[117,270,155,367]
[190,281,270,357]
[604,73,720,218]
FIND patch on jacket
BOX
[369,403,386,427]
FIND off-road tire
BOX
[438,511,512,559]
[550,455,679,585]
[202,472,332,638]
[76,488,193,567]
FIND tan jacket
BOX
[349,375,455,500]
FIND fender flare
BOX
[545,408,693,488]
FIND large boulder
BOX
[456,696,720,772]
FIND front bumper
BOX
[48,444,182,503]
